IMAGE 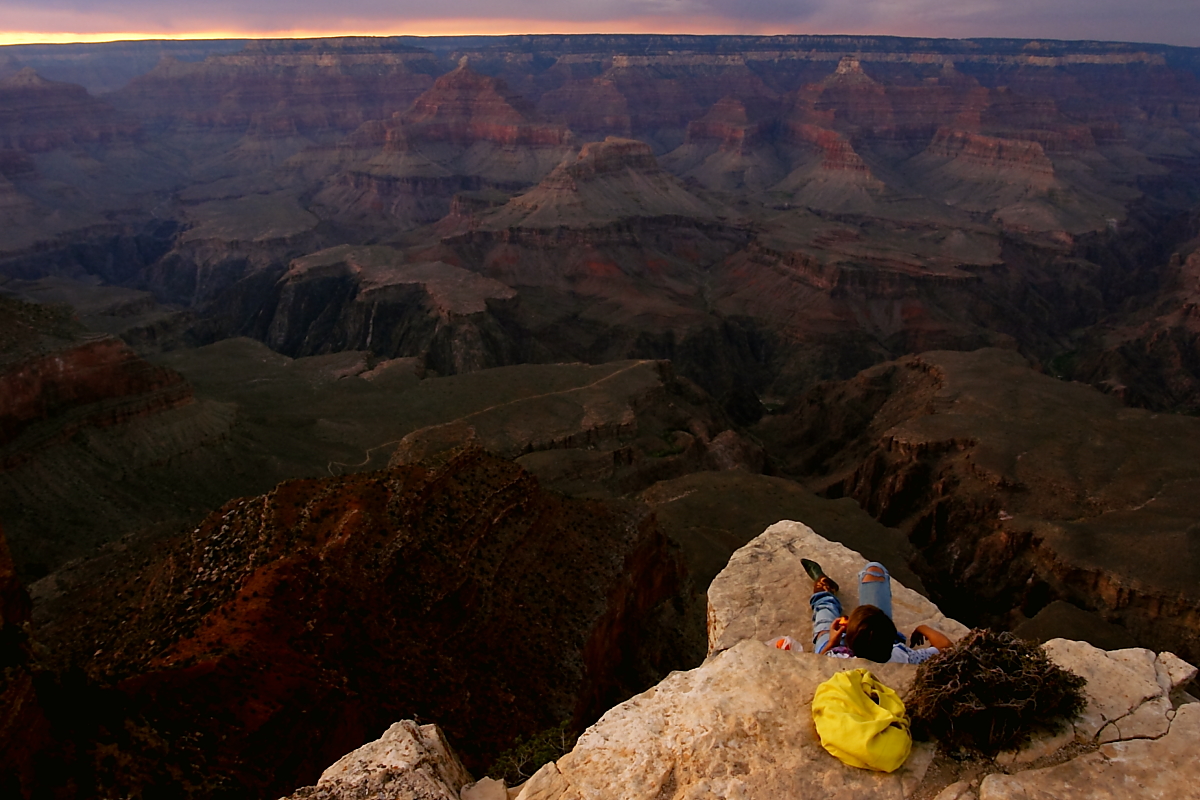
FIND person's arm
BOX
[820,616,848,654]
[911,624,951,651]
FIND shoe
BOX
[801,558,838,593]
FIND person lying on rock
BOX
[805,559,951,663]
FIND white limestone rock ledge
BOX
[707,520,969,656]
[280,520,1200,800]
[514,639,937,800]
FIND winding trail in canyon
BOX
[325,360,655,475]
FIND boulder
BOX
[514,639,936,800]
[281,720,471,800]
[1042,639,1174,743]
[978,703,1200,800]
[707,520,968,656]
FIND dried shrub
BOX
[487,719,575,786]
[906,628,1087,755]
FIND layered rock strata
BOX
[755,347,1200,663]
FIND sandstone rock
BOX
[282,720,470,800]
[1042,638,1173,743]
[977,703,1200,800]
[707,519,968,656]
[1155,651,1198,698]
[514,639,930,800]
[461,776,508,800]
[933,781,976,800]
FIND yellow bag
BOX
[811,668,912,772]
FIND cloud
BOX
[1,0,1198,46]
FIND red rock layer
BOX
[0,338,192,457]
[394,64,573,148]
[56,447,682,796]
[537,78,632,139]
[0,69,135,152]
[684,96,778,152]
[547,136,662,183]
[924,127,1055,174]
[784,122,872,172]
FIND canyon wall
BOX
[755,348,1200,663]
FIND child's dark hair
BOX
[844,604,896,663]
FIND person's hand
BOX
[910,629,926,647]
[830,616,848,637]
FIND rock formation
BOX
[755,348,1200,663]
[38,446,687,796]
[3,33,1200,798]
[3,34,1198,405]
[0,68,134,153]
[480,137,717,230]
[707,520,968,657]
[278,522,1200,800]
[305,62,576,232]
[0,295,198,576]
[282,721,471,800]
[111,39,439,136]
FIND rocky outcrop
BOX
[282,721,471,800]
[290,524,1200,800]
[514,639,935,800]
[260,244,520,374]
[43,446,687,796]
[307,63,576,232]
[0,336,192,458]
[480,138,718,231]
[755,348,1200,664]
[978,705,1200,800]
[707,520,968,656]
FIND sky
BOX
[1,0,1198,48]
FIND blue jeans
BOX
[810,561,893,653]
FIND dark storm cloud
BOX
[4,0,1199,47]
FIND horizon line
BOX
[0,28,1186,50]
